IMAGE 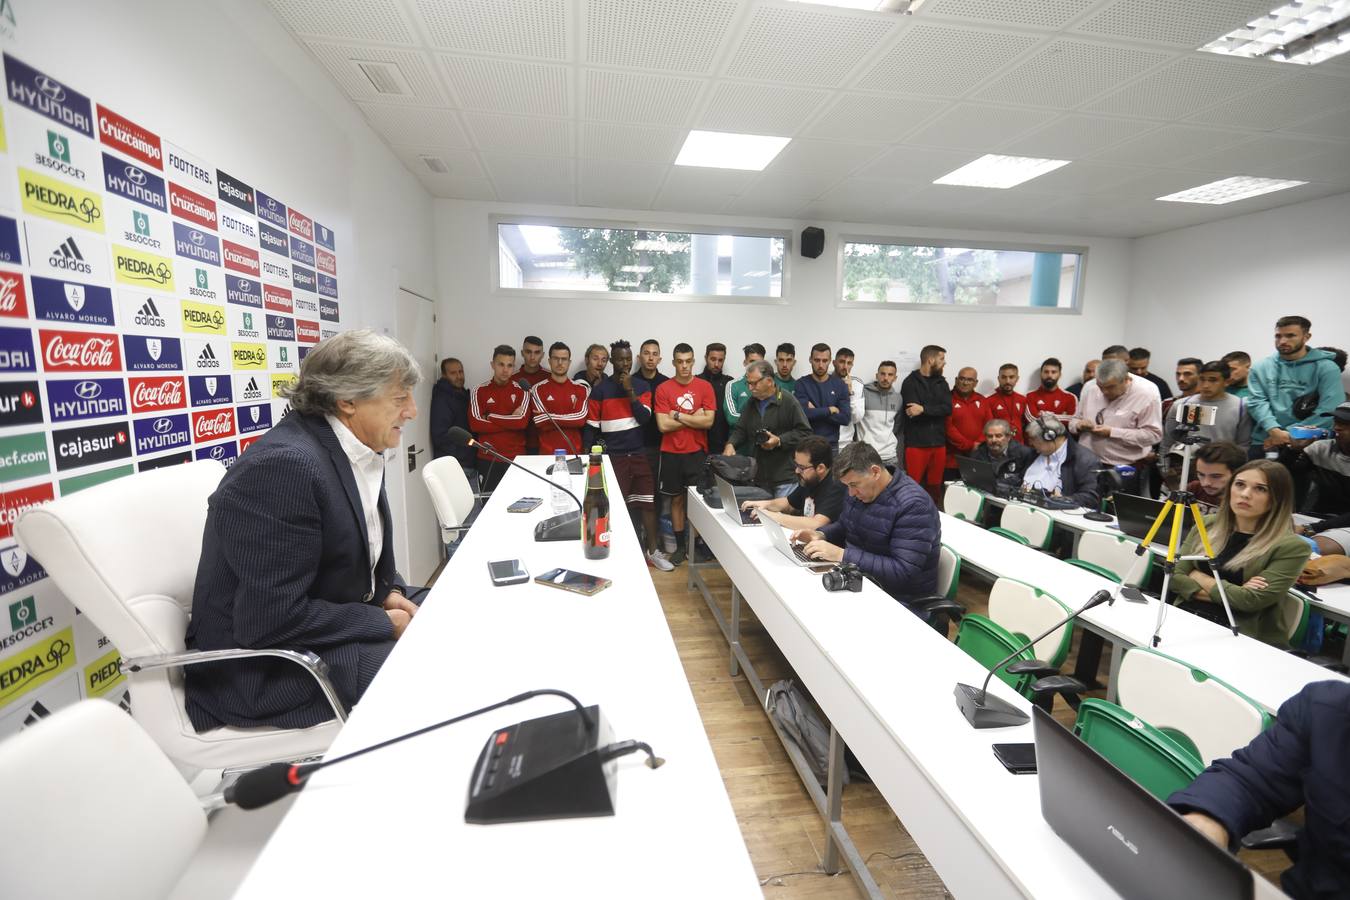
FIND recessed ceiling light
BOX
[933,154,1071,189]
[1156,175,1307,204]
[1200,0,1350,65]
[675,131,791,171]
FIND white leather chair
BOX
[1068,530,1153,586]
[15,460,342,788]
[987,577,1073,667]
[943,483,985,522]
[937,544,961,601]
[422,455,477,546]
[0,700,207,900]
[991,502,1054,549]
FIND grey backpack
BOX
[765,679,847,788]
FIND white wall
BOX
[1128,191,1350,387]
[435,199,1132,395]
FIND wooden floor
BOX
[647,559,1290,899]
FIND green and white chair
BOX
[937,544,961,602]
[987,577,1074,672]
[943,483,985,522]
[1067,530,1152,586]
[990,502,1053,549]
[1072,698,1204,802]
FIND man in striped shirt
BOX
[469,344,530,492]
[530,341,589,456]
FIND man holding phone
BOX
[724,359,812,498]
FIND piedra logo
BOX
[114,246,174,289]
[0,627,74,704]
[20,168,102,230]
[232,343,266,369]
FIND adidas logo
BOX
[22,700,51,729]
[245,376,258,392]
[197,343,221,368]
[134,297,166,328]
[49,236,92,274]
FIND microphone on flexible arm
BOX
[955,588,1120,729]
[449,426,585,542]
[225,688,665,819]
[533,397,585,476]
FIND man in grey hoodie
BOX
[1248,315,1345,456]
[856,360,902,471]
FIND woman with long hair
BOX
[1170,459,1311,647]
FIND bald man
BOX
[947,366,990,476]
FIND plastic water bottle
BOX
[550,449,571,514]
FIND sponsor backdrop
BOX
[0,51,343,736]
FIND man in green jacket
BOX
[724,342,765,455]
[1248,315,1346,455]
[724,360,811,496]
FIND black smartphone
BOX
[533,567,612,596]
[992,742,1037,775]
[488,559,529,586]
[507,497,542,513]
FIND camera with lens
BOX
[755,428,772,447]
[822,562,864,593]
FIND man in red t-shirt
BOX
[655,343,716,565]
[530,341,589,456]
[985,363,1027,441]
[946,366,989,476]
[1025,357,1077,425]
[469,344,529,492]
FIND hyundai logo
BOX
[125,165,147,186]
[209,445,224,459]
[35,75,65,101]
[154,417,173,434]
[237,278,249,289]
[266,198,277,209]
[190,230,205,245]
[74,381,102,400]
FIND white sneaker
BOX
[646,549,675,572]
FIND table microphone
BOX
[530,393,585,476]
[225,689,630,811]
[955,588,1115,729]
[449,426,582,509]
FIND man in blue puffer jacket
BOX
[793,441,940,613]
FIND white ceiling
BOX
[264,0,1350,237]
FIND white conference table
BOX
[1303,581,1350,664]
[939,513,1347,715]
[234,458,760,899]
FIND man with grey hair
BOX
[972,418,1033,478]
[724,359,811,496]
[791,441,941,615]
[1070,357,1162,494]
[1020,413,1102,509]
[186,329,422,731]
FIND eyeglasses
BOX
[793,462,816,472]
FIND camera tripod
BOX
[1134,434,1239,646]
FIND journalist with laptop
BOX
[741,436,846,532]
[789,442,940,615]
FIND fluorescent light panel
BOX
[675,130,790,171]
[1200,1,1350,64]
[933,154,1071,189]
[1156,175,1307,204]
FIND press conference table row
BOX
[685,492,1287,900]
[234,458,761,898]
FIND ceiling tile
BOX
[744,167,845,199]
[356,103,471,147]
[805,94,946,143]
[586,0,741,74]
[921,0,1097,30]
[303,42,448,105]
[1088,56,1287,120]
[389,146,487,179]
[438,54,570,115]
[1072,0,1277,47]
[974,40,1172,109]
[697,82,833,135]
[462,112,574,156]
[1014,161,1152,194]
[902,103,1060,150]
[577,160,666,209]
[724,6,898,87]
[483,154,575,185]
[854,24,1040,97]
[653,167,756,212]
[584,70,705,126]
[1188,72,1350,130]
[1001,114,1160,159]
[1090,124,1249,167]
[1270,149,1350,185]
[1284,108,1350,141]
[854,145,978,182]
[721,193,812,218]
[265,0,416,44]
[581,122,685,164]
[496,180,576,204]
[1178,135,1344,179]
[765,140,888,176]
[413,0,570,60]
[417,174,498,200]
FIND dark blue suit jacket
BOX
[1169,680,1350,899]
[186,412,405,730]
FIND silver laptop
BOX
[764,519,822,567]
[715,474,761,527]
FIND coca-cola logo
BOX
[0,273,23,315]
[42,333,118,370]
[194,410,234,438]
[131,379,183,409]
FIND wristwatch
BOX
[673,409,682,422]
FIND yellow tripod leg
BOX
[1167,502,1186,564]
[1189,503,1216,558]
[1140,499,1174,549]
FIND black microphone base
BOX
[1083,511,1113,522]
[466,705,616,824]
[547,458,584,475]
[535,511,580,542]
[955,682,1030,729]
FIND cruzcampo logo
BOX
[47,130,70,164]
[133,210,150,237]
[8,596,36,632]
[0,432,51,481]
[0,626,75,705]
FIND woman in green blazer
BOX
[1170,459,1311,648]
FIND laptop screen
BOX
[1033,706,1252,900]
[1112,493,1194,549]
[956,455,999,493]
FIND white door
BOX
[395,287,440,585]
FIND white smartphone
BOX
[488,559,529,586]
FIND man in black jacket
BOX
[699,342,732,454]
[430,358,475,472]
[724,360,811,496]
[900,344,952,505]
[1020,413,1102,510]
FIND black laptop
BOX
[955,455,1013,498]
[1112,493,1194,549]
[1033,706,1253,900]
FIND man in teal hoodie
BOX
[1247,315,1346,454]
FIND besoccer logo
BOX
[134,210,150,236]
[242,312,253,330]
[47,130,70,164]
[279,346,289,362]
[195,268,208,290]
[9,596,36,631]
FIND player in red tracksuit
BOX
[1025,357,1078,424]
[469,345,530,492]
[985,363,1028,442]
[530,341,589,456]
[947,367,990,475]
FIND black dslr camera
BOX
[822,563,864,593]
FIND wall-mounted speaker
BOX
[801,226,824,259]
